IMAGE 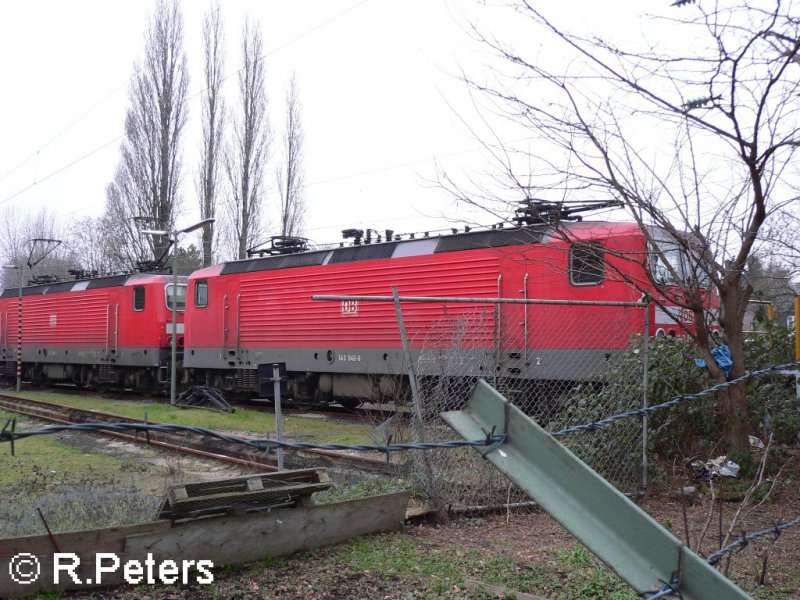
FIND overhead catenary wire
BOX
[0,81,128,185]
[0,0,372,209]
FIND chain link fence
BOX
[401,298,649,514]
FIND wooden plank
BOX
[0,491,410,598]
[159,469,332,521]
[0,520,172,559]
[176,469,325,495]
[127,491,410,563]
[166,482,330,515]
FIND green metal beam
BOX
[441,380,750,600]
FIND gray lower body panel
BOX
[185,346,617,381]
[0,345,165,368]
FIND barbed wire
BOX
[645,575,681,600]
[0,418,506,455]
[551,361,799,438]
[644,516,800,598]
[0,361,796,454]
[1,362,798,600]
[705,516,800,566]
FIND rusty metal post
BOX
[273,364,285,470]
[392,286,438,507]
[795,295,799,398]
[16,273,21,392]
[641,296,650,493]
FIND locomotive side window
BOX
[195,280,208,308]
[165,284,187,311]
[133,286,145,311]
[569,243,604,286]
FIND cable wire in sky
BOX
[0,81,128,185]
[0,0,372,208]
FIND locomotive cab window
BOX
[195,280,208,308]
[133,286,145,311]
[165,284,187,311]
[569,242,604,286]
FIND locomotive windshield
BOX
[165,283,187,311]
[650,241,711,288]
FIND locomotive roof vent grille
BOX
[220,250,329,275]
[328,243,398,264]
[44,281,78,294]
[434,227,547,253]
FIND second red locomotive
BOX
[0,273,185,389]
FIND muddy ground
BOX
[6,421,799,599]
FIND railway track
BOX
[0,394,392,472]
[19,383,405,424]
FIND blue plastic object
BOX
[694,345,733,377]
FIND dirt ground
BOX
[58,473,799,600]
[7,416,799,599]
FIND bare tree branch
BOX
[276,72,306,238]
[197,3,225,267]
[225,16,269,260]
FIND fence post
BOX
[641,296,650,494]
[391,286,439,508]
[272,364,285,470]
[795,295,799,399]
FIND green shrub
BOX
[553,324,798,465]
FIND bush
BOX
[647,323,798,457]
[552,324,798,467]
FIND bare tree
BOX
[455,2,800,450]
[225,16,269,259]
[0,207,73,287]
[65,216,118,276]
[276,73,306,237]
[197,4,226,267]
[102,170,158,272]
[107,0,189,263]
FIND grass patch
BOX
[0,411,163,537]
[229,531,564,598]
[8,391,372,444]
[548,546,639,600]
[314,476,412,504]
[0,410,132,486]
[325,533,562,596]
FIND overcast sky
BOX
[0,0,653,253]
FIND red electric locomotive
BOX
[183,217,703,407]
[0,273,186,389]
